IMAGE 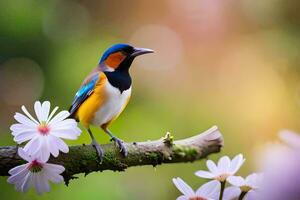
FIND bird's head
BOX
[98,44,154,72]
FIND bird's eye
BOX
[120,51,128,56]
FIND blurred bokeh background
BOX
[0,0,299,199]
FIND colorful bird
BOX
[69,44,154,161]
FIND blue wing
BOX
[69,73,100,118]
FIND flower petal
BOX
[15,178,25,192]
[36,138,50,163]
[50,120,81,137]
[40,173,50,193]
[8,164,27,175]
[207,160,219,174]
[176,195,189,200]
[44,163,65,174]
[44,169,64,183]
[244,190,260,200]
[34,101,43,123]
[172,177,195,196]
[11,124,36,136]
[48,111,70,125]
[46,135,59,157]
[41,101,51,122]
[14,131,36,144]
[195,170,215,179]
[227,176,245,187]
[32,172,50,195]
[23,137,42,158]
[18,148,32,162]
[46,106,59,123]
[229,154,245,174]
[14,113,37,127]
[10,124,26,132]
[245,173,263,189]
[50,129,80,140]
[7,166,29,184]
[50,118,78,127]
[196,180,220,199]
[9,168,31,193]
[21,105,39,124]
[223,186,241,200]
[54,137,69,153]
[218,156,231,173]
[21,172,32,192]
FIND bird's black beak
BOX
[131,47,154,57]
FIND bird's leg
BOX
[87,128,104,162]
[103,128,128,157]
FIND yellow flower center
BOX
[240,185,252,192]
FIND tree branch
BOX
[0,126,223,185]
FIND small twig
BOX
[0,126,223,185]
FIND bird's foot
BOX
[110,137,128,157]
[90,140,104,163]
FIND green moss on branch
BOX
[0,126,223,185]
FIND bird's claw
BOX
[111,137,128,157]
[91,141,104,163]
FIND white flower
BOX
[7,148,65,195]
[279,130,300,149]
[224,173,263,200]
[172,177,220,200]
[195,154,245,182]
[10,101,81,162]
[227,173,263,191]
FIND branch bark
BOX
[0,126,223,184]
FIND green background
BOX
[0,0,300,199]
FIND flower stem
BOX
[219,181,226,200]
[238,191,247,200]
